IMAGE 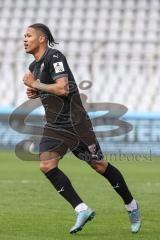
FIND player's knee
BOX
[40,161,57,173]
[90,159,108,174]
[39,152,60,173]
[39,161,50,173]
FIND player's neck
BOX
[34,46,48,62]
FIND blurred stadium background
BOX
[0,0,160,155]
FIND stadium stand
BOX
[0,0,160,112]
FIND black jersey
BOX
[29,47,87,129]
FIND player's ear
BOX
[39,35,46,44]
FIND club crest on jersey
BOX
[88,144,96,154]
[53,62,64,73]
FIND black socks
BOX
[45,164,133,208]
[102,163,133,204]
[45,167,83,208]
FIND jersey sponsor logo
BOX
[53,62,64,73]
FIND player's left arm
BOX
[23,72,69,96]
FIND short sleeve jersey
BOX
[29,47,87,129]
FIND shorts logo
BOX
[53,62,64,73]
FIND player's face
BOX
[24,27,41,54]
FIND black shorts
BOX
[39,124,104,162]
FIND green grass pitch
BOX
[0,150,159,240]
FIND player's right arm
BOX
[26,87,39,99]
[25,61,39,99]
[23,51,70,96]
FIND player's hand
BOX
[23,72,37,88]
[26,87,39,99]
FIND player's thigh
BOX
[40,127,79,154]
[39,134,68,172]
[39,126,76,159]
[72,140,108,173]
[40,151,61,162]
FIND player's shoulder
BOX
[46,48,66,61]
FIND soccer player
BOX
[23,23,141,234]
